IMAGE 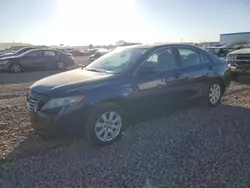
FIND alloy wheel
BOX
[57,61,65,69]
[94,111,122,142]
[11,64,21,73]
[209,84,221,105]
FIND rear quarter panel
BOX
[211,57,231,89]
[59,53,74,66]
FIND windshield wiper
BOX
[79,63,88,69]
[85,68,107,72]
[85,68,116,74]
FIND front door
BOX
[131,47,182,116]
[20,50,44,69]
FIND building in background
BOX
[220,32,250,45]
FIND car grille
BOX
[27,90,49,111]
[236,55,250,60]
[230,55,250,68]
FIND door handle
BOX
[173,72,180,78]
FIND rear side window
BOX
[177,48,202,66]
[44,51,56,56]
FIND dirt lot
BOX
[1,64,250,187]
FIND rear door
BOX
[42,50,58,69]
[174,46,214,99]
[20,50,44,69]
[132,47,182,115]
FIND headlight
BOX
[0,60,9,65]
[41,96,84,110]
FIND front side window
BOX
[177,48,202,66]
[85,47,147,73]
[142,48,176,71]
[24,51,42,57]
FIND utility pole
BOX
[181,38,183,43]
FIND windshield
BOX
[85,47,147,73]
[14,48,34,55]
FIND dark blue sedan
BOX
[27,44,232,146]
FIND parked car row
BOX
[227,48,250,79]
[27,44,234,146]
[0,48,74,73]
[57,48,100,57]
[204,46,235,59]
[88,49,110,62]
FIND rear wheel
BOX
[9,63,22,73]
[203,81,223,107]
[57,61,66,70]
[84,102,128,146]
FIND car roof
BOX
[228,48,250,55]
[118,43,201,50]
[24,48,57,53]
[18,48,60,56]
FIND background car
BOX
[227,48,250,80]
[0,46,46,59]
[27,44,232,146]
[88,49,109,62]
[205,46,235,59]
[69,49,87,56]
[0,49,74,73]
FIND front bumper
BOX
[28,106,88,134]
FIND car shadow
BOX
[2,103,249,160]
[236,75,250,85]
[2,103,250,187]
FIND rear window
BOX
[44,51,56,56]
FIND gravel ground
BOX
[1,71,250,187]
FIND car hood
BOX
[0,53,16,59]
[0,55,17,61]
[30,68,116,97]
[228,48,250,55]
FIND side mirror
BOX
[138,66,155,74]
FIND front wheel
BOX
[9,63,22,73]
[84,102,128,146]
[203,82,223,107]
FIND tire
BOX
[9,63,22,73]
[57,61,66,70]
[202,81,223,107]
[84,102,128,146]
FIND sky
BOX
[0,0,250,46]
